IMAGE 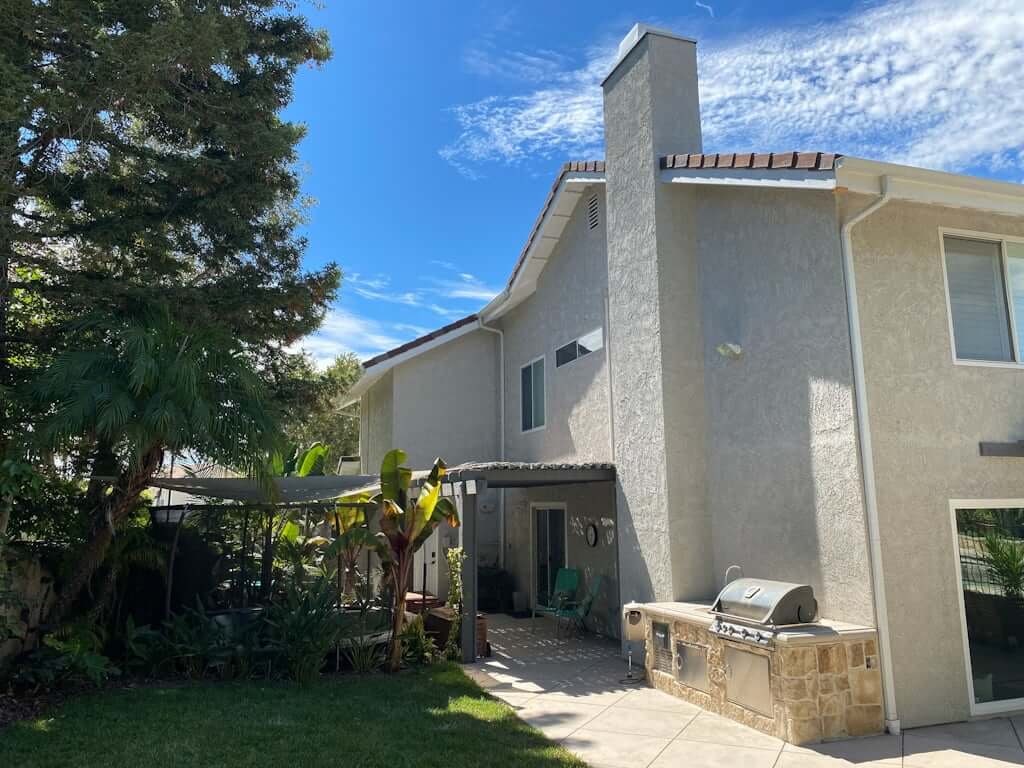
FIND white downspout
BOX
[840,176,899,735]
[479,319,506,568]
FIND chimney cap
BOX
[604,23,697,85]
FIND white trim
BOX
[530,502,569,609]
[480,174,605,323]
[660,167,837,190]
[519,355,547,434]
[949,499,1024,717]
[837,158,1024,218]
[938,227,1024,369]
[840,179,900,734]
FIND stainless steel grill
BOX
[710,578,818,647]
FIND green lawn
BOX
[0,664,586,768]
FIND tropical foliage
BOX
[360,449,460,672]
[1,0,339,633]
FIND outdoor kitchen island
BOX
[630,598,884,745]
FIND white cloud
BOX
[292,308,404,368]
[440,0,1024,178]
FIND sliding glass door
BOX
[534,506,566,607]
[955,504,1024,712]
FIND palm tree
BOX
[35,305,278,624]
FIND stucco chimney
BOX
[603,25,711,606]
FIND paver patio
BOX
[468,614,1024,767]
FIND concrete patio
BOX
[467,614,1024,767]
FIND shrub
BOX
[399,615,437,668]
[12,627,120,692]
[264,577,340,683]
[985,533,1024,599]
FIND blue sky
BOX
[287,0,1024,366]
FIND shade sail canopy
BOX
[146,475,381,503]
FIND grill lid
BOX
[711,578,818,626]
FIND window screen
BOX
[944,236,1012,362]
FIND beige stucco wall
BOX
[504,482,620,637]
[360,369,394,473]
[361,331,502,566]
[850,195,1024,727]
[391,330,500,468]
[694,186,874,627]
[603,34,713,608]
[499,186,612,465]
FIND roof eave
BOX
[481,169,606,323]
[836,157,1024,217]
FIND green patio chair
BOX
[555,575,603,640]
[531,568,579,633]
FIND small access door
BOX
[534,506,567,607]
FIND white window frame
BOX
[520,355,546,434]
[939,227,1024,370]
[530,501,569,610]
[949,498,1024,716]
[555,326,604,370]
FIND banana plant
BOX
[324,500,378,601]
[372,450,459,672]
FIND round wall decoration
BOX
[585,522,599,548]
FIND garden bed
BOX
[0,664,585,768]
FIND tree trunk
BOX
[48,446,163,626]
[387,554,414,672]
[260,511,274,600]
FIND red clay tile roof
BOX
[362,160,606,370]
[362,313,479,368]
[660,151,840,171]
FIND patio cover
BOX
[146,474,381,504]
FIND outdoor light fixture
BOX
[150,507,191,526]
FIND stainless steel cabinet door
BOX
[674,641,709,692]
[724,646,772,716]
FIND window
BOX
[943,234,1024,363]
[521,357,545,431]
[555,327,604,368]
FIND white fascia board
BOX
[659,167,837,190]
[837,157,1024,217]
[340,319,483,407]
[481,172,605,323]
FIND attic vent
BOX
[586,194,600,230]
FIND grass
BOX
[0,664,586,768]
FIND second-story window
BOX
[521,357,545,432]
[555,327,604,368]
[943,233,1024,363]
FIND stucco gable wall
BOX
[691,186,874,626]
[499,186,611,464]
[849,196,1024,727]
[360,370,394,473]
[391,328,500,467]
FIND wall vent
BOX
[586,193,600,230]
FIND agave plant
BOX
[347,450,459,672]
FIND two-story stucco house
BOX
[344,24,1024,734]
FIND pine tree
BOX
[0,1,340,621]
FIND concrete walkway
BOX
[467,614,1024,767]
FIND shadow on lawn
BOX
[0,665,587,768]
